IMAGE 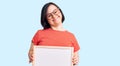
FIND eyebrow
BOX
[47,9,58,14]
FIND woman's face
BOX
[46,4,62,27]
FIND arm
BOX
[72,51,79,65]
[28,42,34,63]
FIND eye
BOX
[53,10,57,14]
[48,15,51,17]
[47,14,52,18]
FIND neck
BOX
[51,24,66,31]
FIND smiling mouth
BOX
[52,16,59,22]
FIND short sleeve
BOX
[71,34,80,52]
[32,30,40,45]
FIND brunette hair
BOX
[41,2,65,29]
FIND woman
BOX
[28,2,80,65]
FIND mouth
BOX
[52,16,60,22]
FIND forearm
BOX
[29,43,34,51]
[73,51,79,65]
[28,43,34,63]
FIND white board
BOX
[33,46,74,66]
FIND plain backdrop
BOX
[0,0,120,66]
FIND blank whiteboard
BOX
[33,46,74,66]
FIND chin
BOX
[53,18,61,23]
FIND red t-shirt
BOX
[32,28,80,52]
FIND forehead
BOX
[47,4,58,13]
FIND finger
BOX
[29,58,33,63]
[29,60,32,63]
[73,61,78,65]
[28,55,33,63]
[72,58,78,64]
[30,55,33,59]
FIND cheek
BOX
[59,13,62,18]
[47,20,53,25]
[58,14,62,20]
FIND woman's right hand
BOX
[28,50,33,63]
[28,43,34,63]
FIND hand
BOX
[28,43,34,63]
[72,51,79,65]
[28,50,33,63]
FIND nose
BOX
[51,13,57,18]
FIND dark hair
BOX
[41,2,65,29]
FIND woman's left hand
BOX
[72,51,79,65]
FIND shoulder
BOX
[34,29,45,34]
[65,30,75,37]
[65,30,74,35]
[35,28,52,34]
[36,29,43,33]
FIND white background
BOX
[0,0,120,66]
